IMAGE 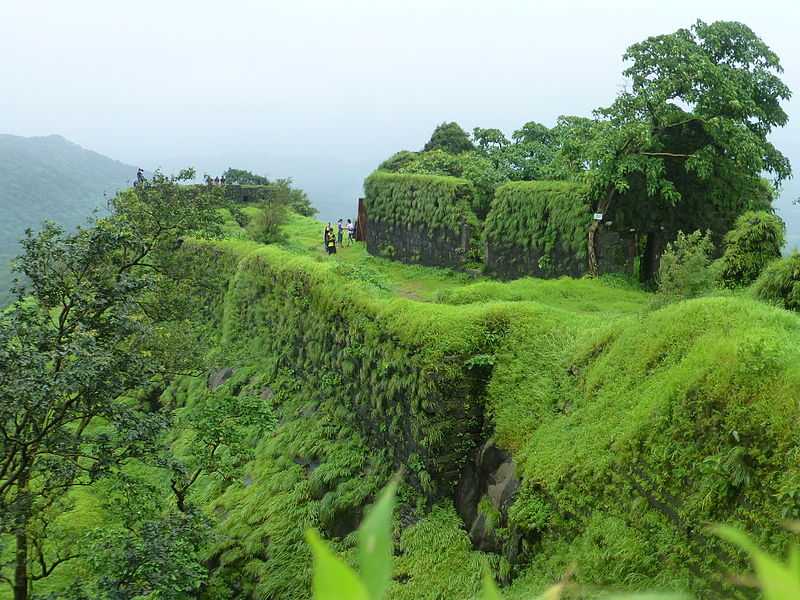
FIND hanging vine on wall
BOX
[364,171,480,235]
[484,181,592,269]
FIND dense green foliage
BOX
[221,168,270,185]
[369,21,793,281]
[310,481,800,600]
[491,296,800,598]
[173,213,800,599]
[376,121,564,221]
[8,199,800,599]
[392,150,508,220]
[483,181,591,274]
[4,19,799,599]
[752,252,800,311]
[364,171,479,234]
[423,122,474,154]
[656,230,715,302]
[247,198,290,243]
[0,169,225,599]
[557,20,792,275]
[717,210,785,288]
[0,134,136,304]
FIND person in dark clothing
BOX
[325,224,337,255]
[136,168,145,186]
[220,176,226,185]
[214,176,220,185]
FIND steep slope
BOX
[160,214,800,598]
[17,211,800,599]
[0,134,137,303]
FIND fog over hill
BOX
[0,133,137,302]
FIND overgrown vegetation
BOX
[363,171,479,234]
[370,20,792,282]
[247,197,289,243]
[3,16,800,600]
[717,210,785,288]
[656,230,715,302]
[0,169,224,599]
[483,181,591,277]
[310,480,800,600]
[752,252,800,311]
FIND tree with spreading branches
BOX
[0,169,223,600]
[559,20,792,277]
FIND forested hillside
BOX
[0,134,136,303]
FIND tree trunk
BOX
[640,232,665,286]
[14,474,29,600]
[14,529,27,600]
[588,190,615,277]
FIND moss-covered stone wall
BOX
[174,234,800,599]
[363,171,479,268]
[483,180,634,279]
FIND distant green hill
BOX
[0,134,137,304]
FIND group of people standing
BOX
[324,219,355,254]
[205,175,227,186]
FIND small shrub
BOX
[752,252,800,311]
[656,230,714,302]
[248,200,288,244]
[717,210,785,288]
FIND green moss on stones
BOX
[364,171,479,234]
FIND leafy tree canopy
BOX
[717,210,785,288]
[221,168,270,185]
[0,169,225,599]
[423,122,474,154]
[555,20,792,275]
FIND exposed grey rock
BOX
[208,367,235,391]
[487,460,519,512]
[455,438,520,559]
[293,456,321,473]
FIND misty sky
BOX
[2,0,800,242]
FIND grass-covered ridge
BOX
[492,296,800,597]
[23,208,796,599]
[149,209,800,598]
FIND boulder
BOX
[208,367,235,391]
[455,439,521,558]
